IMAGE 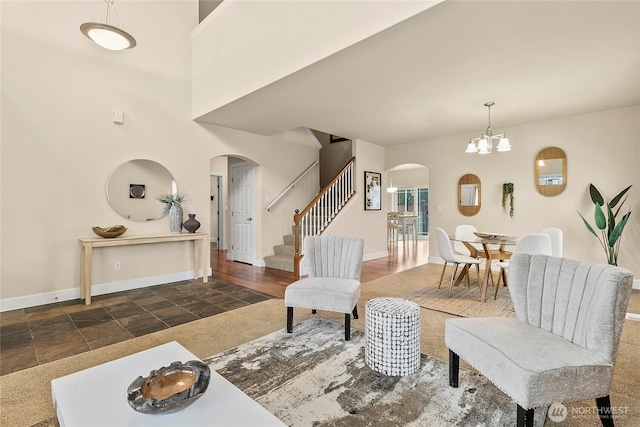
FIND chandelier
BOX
[465,102,511,154]
[80,0,136,51]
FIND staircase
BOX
[264,232,296,272]
[264,157,357,276]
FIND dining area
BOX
[387,211,419,248]
[435,225,563,303]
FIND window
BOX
[394,187,429,236]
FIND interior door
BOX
[231,163,255,264]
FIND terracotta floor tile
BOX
[104,301,147,319]
[203,294,237,305]
[79,321,134,349]
[34,332,90,364]
[0,272,275,375]
[0,309,27,327]
[0,348,39,375]
[0,322,32,349]
[69,308,114,329]
[217,299,250,311]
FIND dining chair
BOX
[402,211,417,244]
[541,227,563,257]
[435,228,482,297]
[453,224,483,257]
[387,212,400,248]
[494,233,552,299]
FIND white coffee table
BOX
[51,341,285,426]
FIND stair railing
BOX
[266,160,319,212]
[293,157,356,276]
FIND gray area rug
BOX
[204,317,544,426]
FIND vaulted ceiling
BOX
[197,1,640,147]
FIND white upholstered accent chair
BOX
[541,227,563,257]
[435,228,481,297]
[446,254,633,427]
[285,235,364,340]
[494,233,552,299]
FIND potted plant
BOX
[577,184,632,266]
[157,192,187,233]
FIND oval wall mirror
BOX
[535,147,567,197]
[106,159,176,221]
[458,174,481,216]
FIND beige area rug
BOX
[1,264,639,426]
[363,263,516,319]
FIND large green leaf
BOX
[578,211,599,237]
[610,184,632,209]
[606,203,615,236]
[594,203,606,230]
[608,211,631,247]
[589,184,604,206]
[613,194,629,218]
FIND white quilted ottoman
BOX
[365,297,421,376]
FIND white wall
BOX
[387,106,640,276]
[191,0,440,120]
[328,140,388,259]
[0,1,317,309]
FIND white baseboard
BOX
[634,279,640,290]
[0,268,213,312]
[364,250,389,262]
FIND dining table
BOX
[449,233,518,302]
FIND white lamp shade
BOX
[496,137,512,152]
[81,23,136,50]
[465,141,478,153]
[477,138,489,151]
[387,187,398,193]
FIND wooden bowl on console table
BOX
[92,225,127,238]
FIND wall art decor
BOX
[364,171,381,210]
[129,184,145,199]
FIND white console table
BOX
[79,232,208,305]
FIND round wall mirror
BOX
[458,174,481,216]
[535,147,567,197]
[106,159,176,221]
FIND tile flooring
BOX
[0,278,272,376]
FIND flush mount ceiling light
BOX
[80,0,136,51]
[465,102,511,155]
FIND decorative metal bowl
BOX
[127,360,211,414]
[473,231,517,242]
[92,225,127,238]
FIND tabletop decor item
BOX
[157,192,187,233]
[92,225,127,238]
[127,360,211,414]
[577,183,632,266]
[183,213,201,233]
[473,231,517,242]
[502,183,514,217]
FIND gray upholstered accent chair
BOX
[446,254,633,427]
[285,235,365,340]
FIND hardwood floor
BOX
[212,240,430,298]
[0,240,428,375]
